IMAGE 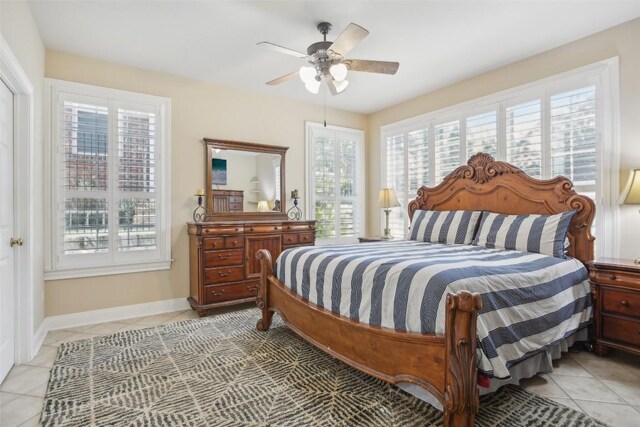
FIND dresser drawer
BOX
[229,202,243,212]
[594,271,639,287]
[202,225,244,236]
[299,232,315,244]
[246,224,282,233]
[204,281,258,304]
[203,266,244,285]
[602,288,640,318]
[602,315,640,347]
[204,248,243,268]
[225,236,244,249]
[282,223,315,231]
[282,233,299,245]
[203,237,224,250]
[229,196,243,203]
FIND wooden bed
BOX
[255,153,595,426]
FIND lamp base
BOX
[381,229,394,240]
[382,209,394,240]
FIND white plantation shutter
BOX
[61,100,109,255]
[338,138,359,237]
[506,100,542,178]
[434,120,460,183]
[383,127,430,239]
[466,111,497,157]
[385,133,406,238]
[273,159,281,203]
[117,108,158,251]
[549,86,597,188]
[48,80,170,278]
[307,123,364,244]
[381,63,613,256]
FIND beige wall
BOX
[1,1,46,333]
[44,50,367,316]
[34,16,640,316]
[366,18,640,259]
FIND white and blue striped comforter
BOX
[276,240,592,379]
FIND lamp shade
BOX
[257,200,270,212]
[378,188,400,208]
[619,169,640,204]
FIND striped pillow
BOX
[472,211,576,258]
[409,210,482,244]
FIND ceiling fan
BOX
[258,22,399,95]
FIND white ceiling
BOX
[29,1,640,114]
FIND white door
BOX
[0,78,15,383]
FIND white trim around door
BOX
[0,35,39,364]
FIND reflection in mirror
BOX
[203,138,288,219]
[209,148,282,213]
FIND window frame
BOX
[380,58,620,258]
[45,79,172,279]
[305,121,365,245]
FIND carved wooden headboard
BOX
[407,153,596,264]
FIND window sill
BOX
[44,259,173,281]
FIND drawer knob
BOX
[219,255,229,260]
[621,300,629,307]
[210,289,224,296]
[218,272,230,277]
[607,274,616,280]
[246,286,257,292]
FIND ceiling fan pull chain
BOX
[324,85,327,127]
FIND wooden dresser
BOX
[187,220,315,316]
[210,189,244,212]
[589,258,640,357]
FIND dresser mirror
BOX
[204,138,288,220]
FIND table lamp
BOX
[619,168,640,263]
[378,188,400,240]
[257,200,270,212]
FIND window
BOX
[46,79,171,279]
[505,100,542,178]
[306,122,365,244]
[273,158,281,203]
[381,59,619,257]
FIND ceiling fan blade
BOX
[323,76,338,96]
[266,71,299,86]
[257,42,307,59]
[343,59,400,75]
[328,23,369,57]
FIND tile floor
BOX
[1,306,640,427]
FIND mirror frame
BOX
[203,138,289,221]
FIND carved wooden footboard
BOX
[256,249,482,427]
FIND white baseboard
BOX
[29,320,49,363]
[45,298,191,332]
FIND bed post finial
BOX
[256,249,274,332]
[443,291,482,427]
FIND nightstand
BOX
[589,258,640,357]
[357,236,395,243]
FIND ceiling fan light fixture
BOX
[334,79,349,93]
[305,79,321,94]
[299,66,317,83]
[329,63,348,81]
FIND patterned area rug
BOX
[41,309,605,426]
